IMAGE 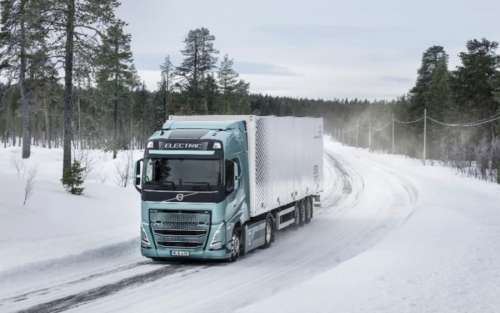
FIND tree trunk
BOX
[112,41,119,159]
[62,0,75,175]
[19,0,30,158]
[77,87,82,149]
[43,94,50,148]
[113,95,118,159]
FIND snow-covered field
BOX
[0,138,499,313]
[0,148,142,273]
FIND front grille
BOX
[149,210,211,249]
[154,229,206,236]
[157,241,203,248]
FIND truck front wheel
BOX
[229,228,242,262]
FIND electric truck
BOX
[135,115,323,261]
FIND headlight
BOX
[141,224,151,246]
[209,223,226,250]
[147,141,154,148]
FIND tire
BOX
[299,199,306,226]
[305,197,313,224]
[229,227,242,262]
[262,214,274,249]
[294,201,301,227]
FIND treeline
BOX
[338,39,500,183]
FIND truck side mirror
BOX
[135,158,143,193]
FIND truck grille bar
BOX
[149,210,211,249]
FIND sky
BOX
[117,0,500,101]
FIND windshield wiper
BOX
[182,181,212,191]
[160,180,177,188]
[183,181,211,187]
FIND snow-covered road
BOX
[1,139,499,313]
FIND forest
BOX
[0,0,499,184]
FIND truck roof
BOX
[163,115,257,131]
[162,120,241,131]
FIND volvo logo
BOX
[176,194,184,201]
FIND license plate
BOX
[170,250,190,257]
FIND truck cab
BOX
[136,119,249,260]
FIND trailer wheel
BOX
[299,199,306,226]
[229,227,242,262]
[294,202,301,227]
[305,197,313,224]
[262,214,274,249]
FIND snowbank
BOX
[0,147,142,274]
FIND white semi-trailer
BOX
[135,115,323,261]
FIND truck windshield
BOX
[143,158,221,191]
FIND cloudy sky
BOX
[118,0,500,100]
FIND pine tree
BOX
[176,27,218,113]
[49,0,120,176]
[95,20,137,159]
[61,160,85,195]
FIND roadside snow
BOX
[237,140,500,313]
[0,147,142,274]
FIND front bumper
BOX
[141,218,231,260]
[141,245,229,260]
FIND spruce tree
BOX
[410,46,452,159]
[452,39,500,121]
[61,160,85,195]
[410,46,451,117]
[218,54,239,113]
[95,20,137,159]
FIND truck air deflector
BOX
[167,129,210,139]
[148,150,215,156]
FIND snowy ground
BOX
[0,138,499,313]
[0,148,142,273]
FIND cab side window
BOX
[225,160,235,193]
